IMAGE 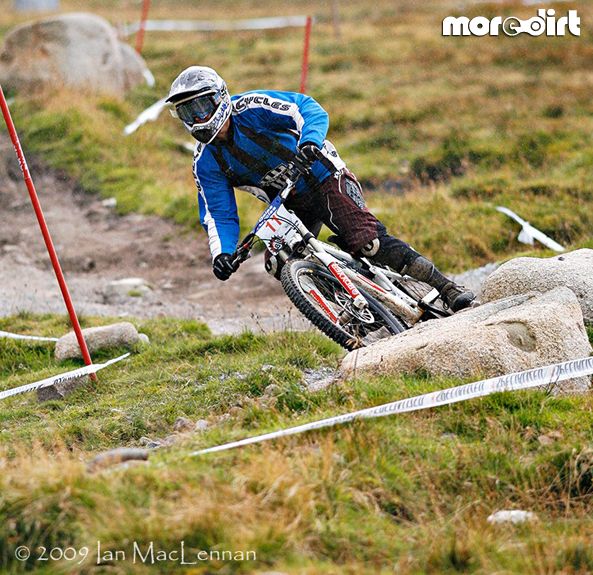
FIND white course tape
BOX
[192,356,593,456]
[142,68,156,88]
[0,330,58,342]
[497,206,565,252]
[123,97,168,135]
[0,353,130,401]
[123,16,309,36]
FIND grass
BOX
[1,0,592,270]
[0,314,593,573]
[2,1,593,572]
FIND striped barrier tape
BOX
[123,97,168,135]
[122,16,310,36]
[496,206,565,252]
[0,330,58,342]
[191,355,593,456]
[0,354,130,401]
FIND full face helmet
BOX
[166,66,231,144]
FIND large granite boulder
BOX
[481,249,593,325]
[0,13,149,96]
[341,287,592,393]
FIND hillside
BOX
[1,314,593,574]
[1,0,592,271]
[2,1,593,573]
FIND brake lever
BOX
[231,234,255,267]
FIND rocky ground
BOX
[0,136,494,337]
[0,137,307,335]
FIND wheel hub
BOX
[334,292,375,324]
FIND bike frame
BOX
[232,178,442,328]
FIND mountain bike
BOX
[231,176,453,350]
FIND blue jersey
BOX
[192,90,345,259]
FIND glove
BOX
[260,163,293,194]
[213,253,239,281]
[291,142,321,176]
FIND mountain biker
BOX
[166,66,475,312]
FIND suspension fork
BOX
[305,235,423,324]
[296,233,364,309]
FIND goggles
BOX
[173,91,222,125]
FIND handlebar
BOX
[230,177,297,269]
[230,233,255,268]
[229,149,328,269]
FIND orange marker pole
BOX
[300,16,313,93]
[135,0,152,54]
[0,85,95,379]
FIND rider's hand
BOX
[292,142,321,176]
[213,253,239,281]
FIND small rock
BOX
[487,510,537,525]
[138,333,150,345]
[103,278,152,302]
[82,257,96,272]
[194,419,209,432]
[37,375,89,402]
[101,197,117,208]
[14,252,31,266]
[139,437,162,449]
[173,417,194,432]
[55,322,142,361]
[261,364,275,372]
[537,430,563,446]
[218,371,246,382]
[263,383,281,397]
[229,406,243,417]
[303,367,338,392]
[161,435,178,446]
[87,448,149,472]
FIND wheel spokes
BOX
[297,269,385,338]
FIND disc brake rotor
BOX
[334,293,375,324]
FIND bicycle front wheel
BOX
[281,259,405,350]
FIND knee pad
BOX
[404,255,435,281]
[360,238,380,257]
[373,233,419,273]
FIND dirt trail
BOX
[0,136,308,335]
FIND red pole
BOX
[135,0,151,54]
[0,85,95,379]
[300,16,312,93]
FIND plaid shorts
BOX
[286,169,380,253]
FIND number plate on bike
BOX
[255,204,301,255]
